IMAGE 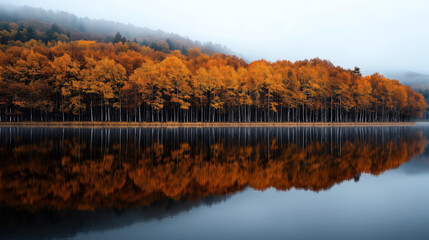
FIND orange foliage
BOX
[0,127,425,210]
[0,41,426,122]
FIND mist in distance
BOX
[1,0,429,78]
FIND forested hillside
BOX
[0,39,425,122]
[0,4,231,54]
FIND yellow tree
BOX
[274,63,301,121]
[354,76,373,121]
[337,71,354,121]
[219,65,239,121]
[8,51,55,121]
[83,57,126,121]
[248,60,275,121]
[159,56,192,121]
[52,53,81,120]
[207,66,224,122]
[130,60,164,121]
[235,67,252,122]
[297,65,322,122]
[191,68,209,121]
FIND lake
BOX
[1,124,429,240]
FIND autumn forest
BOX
[0,38,426,122]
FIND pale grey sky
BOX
[2,0,429,76]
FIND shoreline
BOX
[0,121,418,128]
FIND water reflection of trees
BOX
[0,127,426,211]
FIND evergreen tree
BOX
[113,32,126,43]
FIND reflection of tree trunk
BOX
[90,100,93,122]
[354,173,361,182]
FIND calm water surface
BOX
[1,124,429,240]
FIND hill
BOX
[0,4,233,55]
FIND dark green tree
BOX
[113,32,126,43]
[26,26,36,40]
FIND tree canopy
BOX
[0,40,426,122]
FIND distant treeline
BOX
[0,40,426,122]
[0,5,232,55]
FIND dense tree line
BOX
[0,21,71,44]
[0,40,426,122]
[0,20,198,54]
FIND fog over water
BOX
[1,0,429,77]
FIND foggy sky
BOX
[2,0,429,76]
